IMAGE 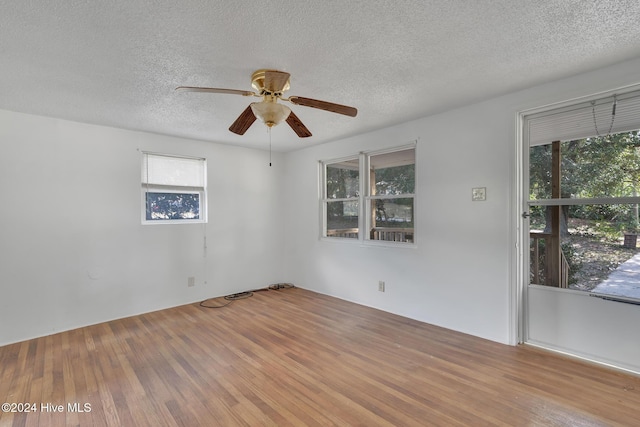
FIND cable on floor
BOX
[199,283,295,308]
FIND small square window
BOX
[141,152,207,224]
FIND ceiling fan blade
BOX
[229,106,257,135]
[286,110,312,138]
[288,96,357,117]
[264,70,291,93]
[175,86,255,96]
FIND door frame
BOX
[514,84,640,370]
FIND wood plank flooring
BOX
[1,287,639,426]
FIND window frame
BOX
[320,143,416,245]
[320,155,362,240]
[141,152,207,225]
[524,85,640,299]
[364,145,416,244]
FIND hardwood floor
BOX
[1,287,639,426]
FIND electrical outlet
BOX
[378,281,385,292]
[188,276,195,287]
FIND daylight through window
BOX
[321,145,415,244]
[526,89,640,299]
[141,152,207,224]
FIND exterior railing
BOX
[370,227,414,243]
[326,228,359,238]
[326,228,414,242]
[530,231,569,288]
[561,250,569,289]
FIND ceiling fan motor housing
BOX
[251,69,291,95]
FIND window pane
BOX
[529,144,552,200]
[371,149,415,195]
[326,160,359,199]
[529,131,640,200]
[326,200,358,238]
[145,192,200,220]
[529,204,640,300]
[369,197,414,243]
[371,198,414,227]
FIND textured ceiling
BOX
[2,0,640,152]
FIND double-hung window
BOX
[321,144,416,243]
[141,152,207,224]
[366,147,415,243]
[323,157,360,239]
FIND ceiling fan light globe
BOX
[250,102,291,127]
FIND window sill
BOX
[320,236,417,249]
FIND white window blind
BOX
[526,89,640,147]
[142,153,205,188]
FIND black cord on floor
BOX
[199,283,295,309]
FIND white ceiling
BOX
[2,1,640,152]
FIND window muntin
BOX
[141,152,207,224]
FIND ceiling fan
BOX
[176,69,358,138]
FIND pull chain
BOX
[592,95,617,137]
[269,126,272,167]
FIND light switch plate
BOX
[472,187,486,201]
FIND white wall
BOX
[283,57,640,349]
[0,111,285,346]
[282,104,514,344]
[3,57,640,369]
